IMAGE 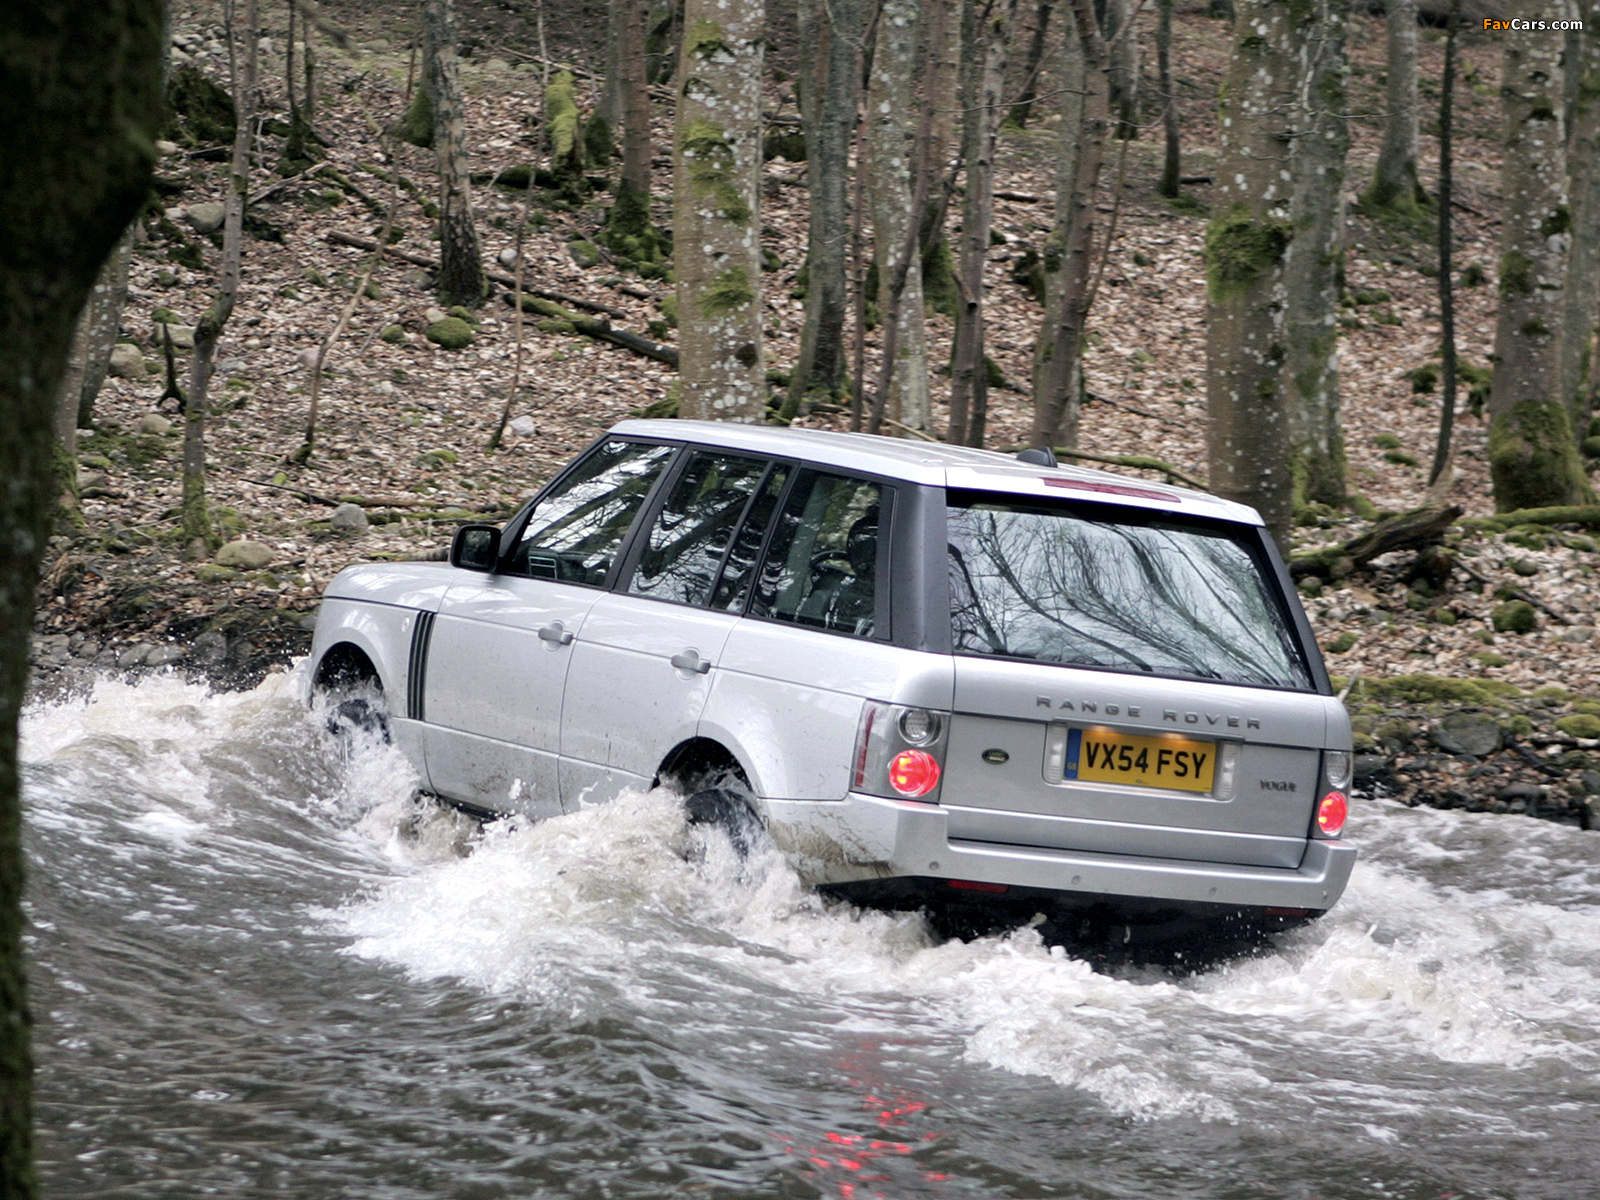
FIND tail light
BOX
[852,701,949,803]
[1316,791,1348,837]
[1314,749,1352,838]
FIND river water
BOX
[20,671,1600,1199]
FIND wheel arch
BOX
[656,736,757,797]
[312,641,382,693]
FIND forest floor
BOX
[28,1,1600,826]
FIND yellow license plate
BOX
[1065,728,1215,793]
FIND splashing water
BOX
[22,671,1600,1198]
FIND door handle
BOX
[538,622,574,646]
[670,649,712,674]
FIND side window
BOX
[751,471,882,637]
[628,451,770,606]
[504,440,675,584]
[710,463,790,612]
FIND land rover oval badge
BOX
[981,748,1010,765]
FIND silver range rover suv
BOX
[308,420,1356,945]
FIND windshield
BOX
[946,496,1312,689]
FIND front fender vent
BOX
[406,611,436,721]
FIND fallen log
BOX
[325,231,630,319]
[1461,505,1600,532]
[506,293,679,367]
[1290,502,1463,579]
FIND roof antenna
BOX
[1016,446,1058,468]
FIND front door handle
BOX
[670,649,712,674]
[538,622,574,646]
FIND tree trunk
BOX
[1205,0,1298,550]
[73,226,134,432]
[1560,0,1600,438]
[916,0,962,322]
[787,0,861,415]
[1489,4,1591,510]
[1284,0,1350,508]
[1429,0,1461,486]
[599,0,625,133]
[674,0,767,421]
[1366,0,1423,211]
[424,0,484,307]
[1156,0,1180,197]
[184,0,258,552]
[949,0,1020,447]
[1030,0,1103,450]
[1104,0,1138,140]
[0,6,164,1194]
[1007,0,1053,129]
[603,0,664,264]
[867,0,931,433]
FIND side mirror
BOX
[450,524,501,572]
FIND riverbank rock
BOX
[1431,711,1502,757]
[329,503,369,537]
[214,540,273,570]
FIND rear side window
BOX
[628,451,770,606]
[504,440,674,584]
[752,471,882,638]
[946,495,1311,689]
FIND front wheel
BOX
[684,785,766,860]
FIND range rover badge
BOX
[982,748,1010,765]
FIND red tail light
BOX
[1316,790,1348,837]
[888,749,941,797]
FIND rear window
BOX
[946,494,1312,689]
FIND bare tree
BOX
[602,0,663,265]
[867,0,932,433]
[1284,0,1350,507]
[786,0,863,415]
[673,0,767,421]
[1156,0,1180,197]
[1205,0,1298,548]
[1103,0,1138,141]
[1488,3,1591,510]
[1560,0,1600,437]
[1365,0,1425,212]
[424,0,485,307]
[1429,0,1462,486]
[1,4,163,1191]
[184,0,259,552]
[949,0,1021,447]
[1030,0,1104,450]
[1007,0,1054,129]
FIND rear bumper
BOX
[761,791,1358,912]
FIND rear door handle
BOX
[670,649,712,674]
[538,622,574,646]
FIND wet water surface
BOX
[23,673,1600,1198]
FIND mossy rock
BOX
[1491,600,1537,633]
[1474,651,1508,667]
[164,64,236,146]
[447,306,480,325]
[568,239,602,269]
[1556,714,1600,739]
[1326,630,1358,654]
[425,317,475,350]
[1429,607,1458,625]
[1351,287,1391,306]
[417,448,459,469]
[194,564,238,584]
[380,324,408,345]
[1581,436,1600,458]
[1571,698,1600,716]
[1503,714,1534,737]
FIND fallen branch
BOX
[506,293,678,366]
[1290,503,1463,579]
[325,231,630,318]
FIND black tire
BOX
[322,692,390,743]
[684,786,765,859]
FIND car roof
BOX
[611,419,1260,525]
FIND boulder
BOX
[161,324,196,350]
[138,413,173,435]
[1431,712,1502,757]
[108,342,146,379]
[329,503,369,537]
[214,540,273,570]
[186,201,227,234]
[146,645,186,668]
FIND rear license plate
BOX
[1064,728,1215,793]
